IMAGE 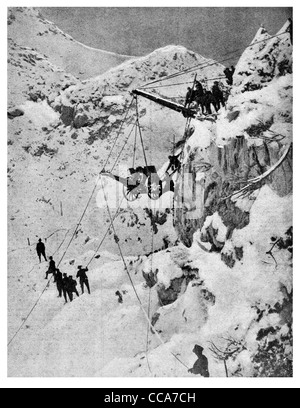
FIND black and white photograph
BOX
[5,2,296,385]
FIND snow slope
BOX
[8,15,292,378]
[8,10,226,376]
[8,7,135,80]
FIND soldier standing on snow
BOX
[62,273,70,303]
[36,238,47,263]
[45,256,56,280]
[54,268,67,303]
[76,266,91,295]
[188,345,210,377]
[115,291,123,304]
[212,81,225,112]
[68,275,80,302]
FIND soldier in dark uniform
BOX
[45,256,56,280]
[224,67,234,86]
[188,345,210,377]
[115,291,123,304]
[62,273,70,303]
[76,266,91,295]
[54,268,67,302]
[166,153,182,175]
[195,81,204,95]
[203,90,215,115]
[68,275,80,302]
[195,82,205,114]
[184,87,196,108]
[36,238,47,263]
[212,81,225,112]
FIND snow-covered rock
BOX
[8,7,134,80]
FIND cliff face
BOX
[175,134,292,250]
[134,23,293,377]
[174,25,292,252]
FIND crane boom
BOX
[132,88,197,118]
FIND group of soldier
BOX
[184,66,236,115]
[184,80,225,115]
[36,239,91,304]
[36,240,211,377]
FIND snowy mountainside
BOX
[8,7,134,80]
[8,11,226,376]
[8,26,225,260]
[8,14,292,378]
[233,23,292,94]
[96,23,293,378]
[54,44,225,130]
[8,38,79,110]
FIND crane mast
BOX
[131,88,197,118]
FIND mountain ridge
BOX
[8,7,136,80]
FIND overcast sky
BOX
[39,7,292,64]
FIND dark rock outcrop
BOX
[8,107,24,119]
[174,136,292,250]
[60,105,75,126]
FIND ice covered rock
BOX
[8,107,24,119]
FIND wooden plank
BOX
[132,89,197,118]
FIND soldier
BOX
[212,81,225,112]
[76,266,91,295]
[184,87,196,108]
[115,291,123,304]
[36,238,47,263]
[45,256,56,280]
[62,273,70,303]
[188,345,210,377]
[68,275,80,302]
[54,268,67,302]
[203,90,215,115]
[166,153,182,175]
[194,82,205,114]
[224,67,234,86]
[195,80,204,95]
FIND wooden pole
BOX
[224,359,229,378]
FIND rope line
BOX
[140,30,290,89]
[135,96,149,168]
[86,195,126,268]
[100,178,189,371]
[8,96,135,348]
[7,231,71,348]
[132,121,138,169]
[110,120,137,173]
[8,26,290,357]
[142,76,227,90]
[57,97,135,268]
[102,96,135,171]
[145,226,155,375]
